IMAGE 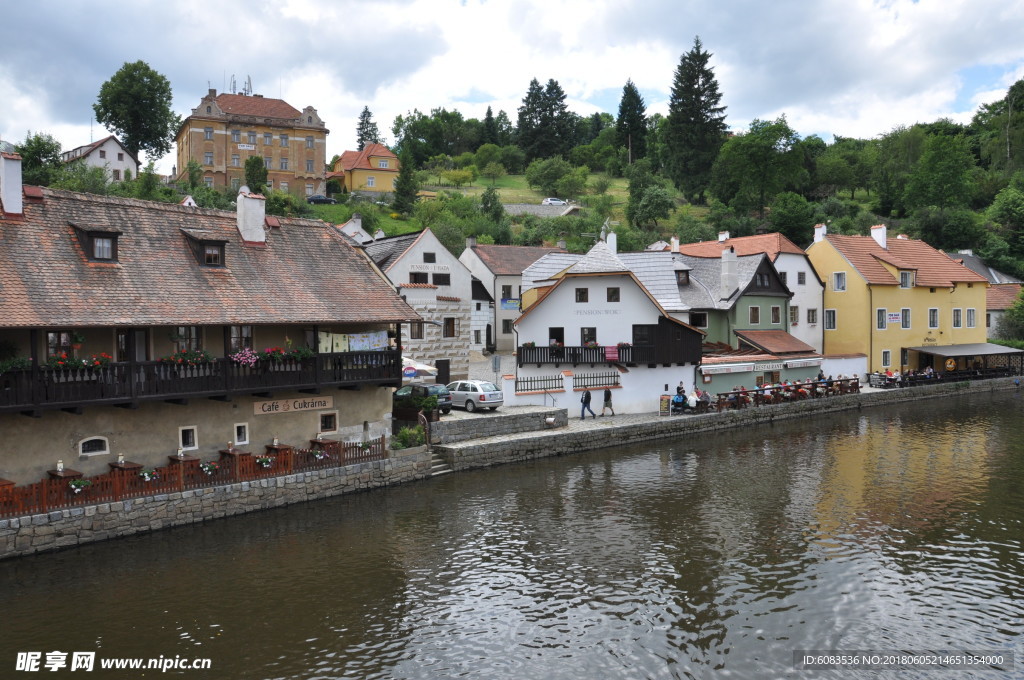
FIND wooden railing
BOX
[713,378,861,412]
[0,436,389,519]
[517,345,660,366]
[0,350,401,413]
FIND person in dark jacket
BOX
[580,389,596,420]
[600,387,615,416]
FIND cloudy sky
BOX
[3,0,1023,175]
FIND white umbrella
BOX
[402,357,438,381]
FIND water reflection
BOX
[2,391,1022,679]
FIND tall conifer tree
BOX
[666,36,728,203]
[615,79,648,163]
[355,106,383,151]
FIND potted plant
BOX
[71,332,85,350]
[68,479,92,494]
[199,461,220,475]
[139,468,159,482]
[255,455,274,469]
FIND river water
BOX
[2,391,1022,679]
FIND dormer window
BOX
[93,236,115,260]
[182,229,227,268]
[899,271,914,288]
[755,273,770,287]
[72,224,121,262]
[204,244,224,266]
[378,159,389,168]
[676,271,689,285]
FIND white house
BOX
[469,277,494,352]
[674,232,825,352]
[459,239,567,352]
[365,229,473,381]
[60,135,139,182]
[512,240,704,414]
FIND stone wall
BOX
[431,408,567,444]
[0,447,431,561]
[439,379,1012,471]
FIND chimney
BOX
[373,228,385,241]
[721,246,738,300]
[813,223,827,243]
[466,235,477,249]
[718,231,730,242]
[236,186,266,243]
[349,212,362,233]
[870,224,887,250]
[208,88,217,97]
[0,150,24,215]
[670,236,679,253]
[607,231,617,254]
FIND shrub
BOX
[391,425,426,450]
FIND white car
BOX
[541,197,567,206]
[446,380,503,412]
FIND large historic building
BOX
[175,89,329,197]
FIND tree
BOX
[625,159,669,228]
[93,60,180,158]
[525,157,574,195]
[517,78,573,162]
[710,116,805,217]
[15,132,63,186]
[615,79,647,163]
[244,155,268,194]
[441,168,473,189]
[356,106,383,151]
[872,125,927,217]
[665,37,728,203]
[391,148,419,216]
[185,159,204,190]
[768,192,815,245]
[494,110,515,147]
[481,162,506,185]
[482,106,498,146]
[480,186,505,223]
[989,180,1024,254]
[903,134,975,211]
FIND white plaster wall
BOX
[388,231,474,300]
[821,355,868,381]
[470,300,493,351]
[776,252,824,352]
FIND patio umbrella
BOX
[402,357,438,380]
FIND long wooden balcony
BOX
[518,344,681,367]
[0,350,401,414]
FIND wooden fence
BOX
[0,436,388,519]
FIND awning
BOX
[904,343,1024,357]
[700,363,755,375]
[785,358,824,368]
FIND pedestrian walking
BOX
[580,389,596,420]
[600,387,615,416]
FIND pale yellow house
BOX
[806,224,989,373]
[329,143,399,194]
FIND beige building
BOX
[175,89,329,197]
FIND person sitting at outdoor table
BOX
[924,365,934,377]
[698,388,712,407]
[737,385,751,405]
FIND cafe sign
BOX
[254,396,333,415]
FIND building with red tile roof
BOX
[0,152,417,484]
[328,143,399,194]
[175,88,329,199]
[60,135,139,183]
[986,283,1022,338]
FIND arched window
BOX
[79,437,110,457]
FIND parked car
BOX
[446,380,503,412]
[541,197,567,205]
[393,383,452,414]
[306,194,337,204]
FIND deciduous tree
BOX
[15,132,63,186]
[710,116,804,217]
[93,60,180,158]
[244,155,267,194]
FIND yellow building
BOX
[175,88,329,197]
[806,224,989,373]
[329,143,399,194]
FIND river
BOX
[2,390,1022,679]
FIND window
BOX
[320,412,338,434]
[967,308,976,328]
[306,136,314,149]
[749,306,760,324]
[204,152,214,165]
[179,426,198,451]
[790,306,799,324]
[206,106,211,114]
[502,319,513,334]
[877,308,887,330]
[901,308,911,329]
[307,116,312,124]
[779,271,787,285]
[474,330,481,344]
[306,159,314,173]
[280,134,289,147]
[47,331,73,358]
[690,312,708,327]
[203,127,213,140]
[581,327,597,345]
[501,285,512,300]
[99,150,107,159]
[929,308,939,329]
[305,184,313,196]
[807,308,818,324]
[443,318,457,337]
[798,271,806,285]
[676,270,690,285]
[987,312,992,328]
[264,157,272,169]
[632,324,656,345]
[379,159,389,168]
[203,177,214,188]
[409,322,424,339]
[174,326,200,353]
[953,308,962,328]
[833,272,846,291]
[755,273,769,287]
[92,235,115,260]
[280,182,288,193]
[231,154,240,167]
[409,272,429,284]
[231,177,241,190]
[264,132,272,145]
[79,437,109,457]
[900,271,914,288]
[771,306,781,324]
[575,288,589,303]
[423,252,436,263]
[234,423,249,446]
[433,273,451,286]
[366,176,376,187]
[824,309,837,330]
[607,287,620,302]
[476,302,481,311]
[280,158,289,171]
[901,348,909,366]
[231,130,240,142]
[117,152,124,161]
[248,131,257,144]
[881,350,891,367]
[228,325,252,351]
[112,169,121,181]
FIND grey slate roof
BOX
[522,253,581,290]
[364,231,420,271]
[943,250,1023,284]
[565,240,628,274]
